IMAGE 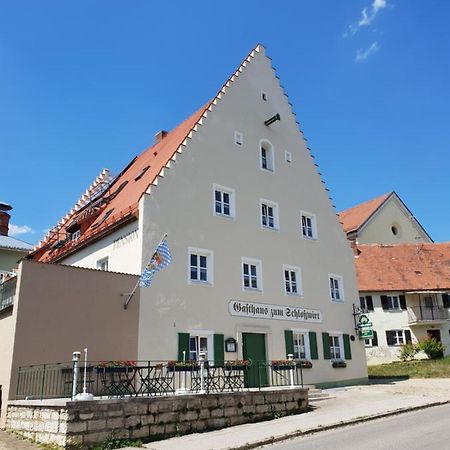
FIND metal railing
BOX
[408,306,449,323]
[16,359,307,400]
[0,276,16,312]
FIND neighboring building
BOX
[356,243,450,364]
[0,203,33,283]
[27,45,368,388]
[338,192,432,244]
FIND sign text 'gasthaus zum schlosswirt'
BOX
[229,300,322,323]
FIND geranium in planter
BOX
[223,360,251,370]
[331,359,347,368]
[271,359,296,370]
[166,360,200,372]
[296,359,313,369]
[96,361,137,373]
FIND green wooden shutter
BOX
[322,332,331,360]
[213,334,225,365]
[343,334,352,360]
[177,332,190,361]
[309,332,318,360]
[284,330,294,357]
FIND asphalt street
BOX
[267,403,450,450]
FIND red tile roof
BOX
[356,243,450,292]
[31,104,211,262]
[30,45,266,263]
[338,193,391,234]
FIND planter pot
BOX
[332,361,347,368]
[223,365,248,371]
[271,365,295,371]
[167,365,200,372]
[296,360,313,369]
[96,367,130,374]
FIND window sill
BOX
[243,287,262,293]
[285,292,302,297]
[261,225,280,232]
[331,360,347,368]
[214,212,235,220]
[331,299,345,303]
[301,235,318,241]
[188,280,213,287]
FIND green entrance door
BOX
[243,333,268,388]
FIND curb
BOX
[230,400,450,450]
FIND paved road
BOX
[268,403,450,449]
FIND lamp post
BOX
[74,348,94,401]
[199,352,206,394]
[71,351,81,400]
[287,353,295,388]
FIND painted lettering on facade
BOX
[113,229,138,250]
[229,300,322,323]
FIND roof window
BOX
[134,165,150,181]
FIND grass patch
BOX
[368,356,450,378]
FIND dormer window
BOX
[70,229,81,241]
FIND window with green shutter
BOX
[284,330,294,357]
[343,334,352,360]
[213,334,224,365]
[178,332,190,361]
[322,332,331,359]
[309,332,318,360]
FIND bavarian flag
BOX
[139,237,172,288]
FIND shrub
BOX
[399,343,418,361]
[418,337,445,360]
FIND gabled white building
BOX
[29,45,367,387]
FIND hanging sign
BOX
[357,314,374,339]
[229,300,322,323]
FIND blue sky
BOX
[1,1,449,244]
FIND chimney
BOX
[0,202,12,236]
[154,130,168,144]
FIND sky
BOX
[1,0,449,245]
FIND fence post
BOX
[72,351,81,400]
[287,354,295,388]
[199,353,206,394]
[40,364,46,400]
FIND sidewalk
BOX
[137,378,450,450]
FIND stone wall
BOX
[6,388,308,448]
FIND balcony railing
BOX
[408,305,449,324]
[0,276,17,312]
[16,359,309,400]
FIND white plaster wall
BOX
[364,292,450,364]
[358,196,431,244]
[61,221,141,275]
[136,48,367,386]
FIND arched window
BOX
[260,140,274,172]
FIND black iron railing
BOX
[0,276,16,312]
[408,306,449,323]
[16,359,308,400]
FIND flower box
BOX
[223,360,250,371]
[166,361,200,372]
[332,360,347,368]
[96,366,130,374]
[296,360,313,369]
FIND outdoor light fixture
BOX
[264,113,281,126]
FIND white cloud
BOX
[346,0,387,36]
[9,224,33,236]
[356,41,380,62]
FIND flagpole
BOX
[123,233,168,310]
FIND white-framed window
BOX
[329,333,343,360]
[234,131,243,147]
[285,151,292,164]
[300,211,317,239]
[188,248,213,285]
[260,140,275,172]
[386,330,409,346]
[189,335,210,361]
[283,265,302,296]
[213,184,235,218]
[329,274,344,302]
[260,199,279,230]
[387,295,401,310]
[96,257,109,271]
[70,229,81,241]
[293,330,310,359]
[242,258,263,292]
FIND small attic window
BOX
[261,92,267,101]
[285,151,292,164]
[234,131,243,147]
[135,165,150,181]
[391,223,401,237]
